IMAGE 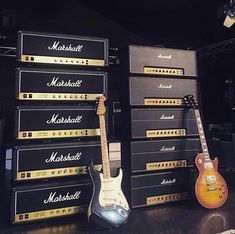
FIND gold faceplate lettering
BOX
[19,93,103,101]
[21,55,105,67]
[144,98,183,106]
[146,160,187,171]
[146,129,186,138]
[146,192,188,205]
[16,164,102,180]
[14,205,86,223]
[18,129,100,140]
[144,67,184,76]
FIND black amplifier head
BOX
[128,45,197,77]
[6,141,102,181]
[15,68,107,102]
[121,138,201,173]
[17,31,109,67]
[13,105,101,140]
[130,108,198,139]
[11,179,92,223]
[129,76,198,106]
[125,170,193,208]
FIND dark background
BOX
[0,0,233,47]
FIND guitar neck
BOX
[99,114,111,179]
[194,109,211,162]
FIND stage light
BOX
[224,0,235,27]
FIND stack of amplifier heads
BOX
[121,45,200,208]
[4,31,109,224]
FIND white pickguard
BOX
[98,169,129,211]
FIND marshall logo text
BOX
[45,152,82,163]
[158,54,172,59]
[160,146,176,152]
[44,191,81,204]
[46,114,82,124]
[160,179,176,185]
[160,115,175,120]
[47,77,83,88]
[48,41,83,52]
[158,84,173,89]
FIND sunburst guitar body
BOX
[184,95,228,209]
[195,153,228,209]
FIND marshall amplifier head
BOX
[10,179,92,223]
[17,31,109,67]
[6,141,102,181]
[13,105,101,140]
[121,138,200,173]
[16,68,107,102]
[124,170,192,208]
[129,76,198,106]
[127,45,197,77]
[130,108,198,139]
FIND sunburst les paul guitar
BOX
[88,95,130,228]
[184,95,228,209]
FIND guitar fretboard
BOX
[195,109,211,162]
[99,114,111,179]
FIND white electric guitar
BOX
[88,95,130,228]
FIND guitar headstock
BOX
[184,95,198,109]
[97,95,107,116]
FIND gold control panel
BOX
[21,55,105,67]
[146,129,186,138]
[147,192,188,206]
[18,129,100,140]
[16,165,102,180]
[144,98,183,106]
[144,67,184,76]
[14,206,86,223]
[146,160,187,171]
[18,93,103,101]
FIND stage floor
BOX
[1,165,235,234]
